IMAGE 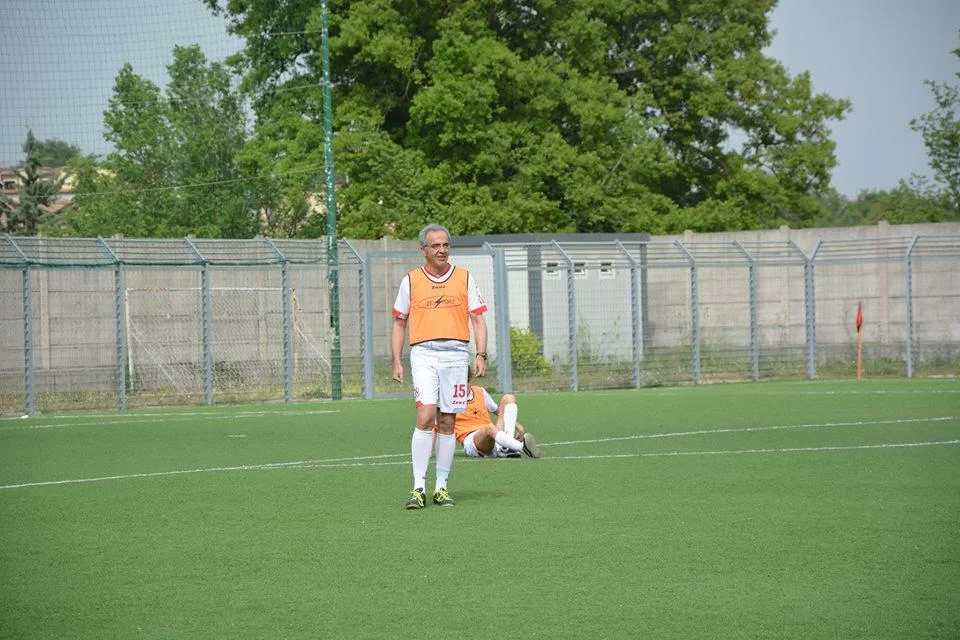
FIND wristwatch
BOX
[476,352,487,359]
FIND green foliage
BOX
[909,41,960,214]
[510,326,553,377]
[207,0,850,238]
[30,138,82,167]
[62,46,258,239]
[212,360,245,388]
[1,130,66,235]
[814,178,958,227]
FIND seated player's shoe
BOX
[493,444,521,459]
[522,433,542,458]
[432,487,456,507]
[405,488,426,510]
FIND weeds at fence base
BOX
[2,351,958,417]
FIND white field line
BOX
[0,409,341,431]
[547,416,956,447]
[1,416,957,491]
[541,440,960,461]
[0,454,410,490]
[0,409,342,421]
[586,388,960,398]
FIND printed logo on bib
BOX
[415,295,460,310]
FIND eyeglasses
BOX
[422,242,450,250]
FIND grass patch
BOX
[1,379,958,639]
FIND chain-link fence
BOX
[2,228,959,416]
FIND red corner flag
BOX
[855,301,864,379]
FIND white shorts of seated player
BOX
[459,390,539,458]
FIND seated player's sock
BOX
[434,432,456,493]
[494,431,523,452]
[503,404,518,439]
[411,428,433,490]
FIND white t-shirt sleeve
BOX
[467,272,487,316]
[392,275,411,319]
[482,388,498,413]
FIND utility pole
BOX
[321,0,342,399]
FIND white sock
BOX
[503,404,518,439]
[434,432,456,492]
[494,431,523,452]
[411,429,433,490]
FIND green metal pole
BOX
[321,0,342,399]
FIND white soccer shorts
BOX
[410,342,469,414]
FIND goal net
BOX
[125,284,331,402]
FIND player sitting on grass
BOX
[453,369,541,459]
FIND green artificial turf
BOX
[1,379,958,639]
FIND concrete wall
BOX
[1,222,957,407]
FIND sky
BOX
[1,0,958,199]
[765,0,959,196]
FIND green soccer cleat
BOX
[406,488,426,510]
[432,487,456,507]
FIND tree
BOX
[32,138,82,167]
[64,45,258,238]
[811,177,956,228]
[206,0,850,238]
[1,130,66,235]
[910,41,960,214]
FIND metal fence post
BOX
[616,241,641,388]
[115,265,127,409]
[734,241,759,381]
[485,244,513,393]
[335,240,368,400]
[185,238,213,405]
[527,245,544,341]
[904,234,919,378]
[265,239,293,403]
[675,240,700,384]
[791,240,820,380]
[200,265,213,404]
[6,235,33,416]
[281,264,293,402]
[639,243,652,354]
[552,241,578,391]
[23,267,33,416]
[360,253,375,400]
[99,237,127,409]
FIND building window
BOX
[599,261,615,279]
[574,261,587,279]
[544,261,560,280]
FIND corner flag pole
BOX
[321,0,341,400]
[855,301,863,380]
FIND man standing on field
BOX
[391,223,489,509]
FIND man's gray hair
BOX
[418,223,451,247]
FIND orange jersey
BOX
[407,266,470,345]
[453,385,494,443]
